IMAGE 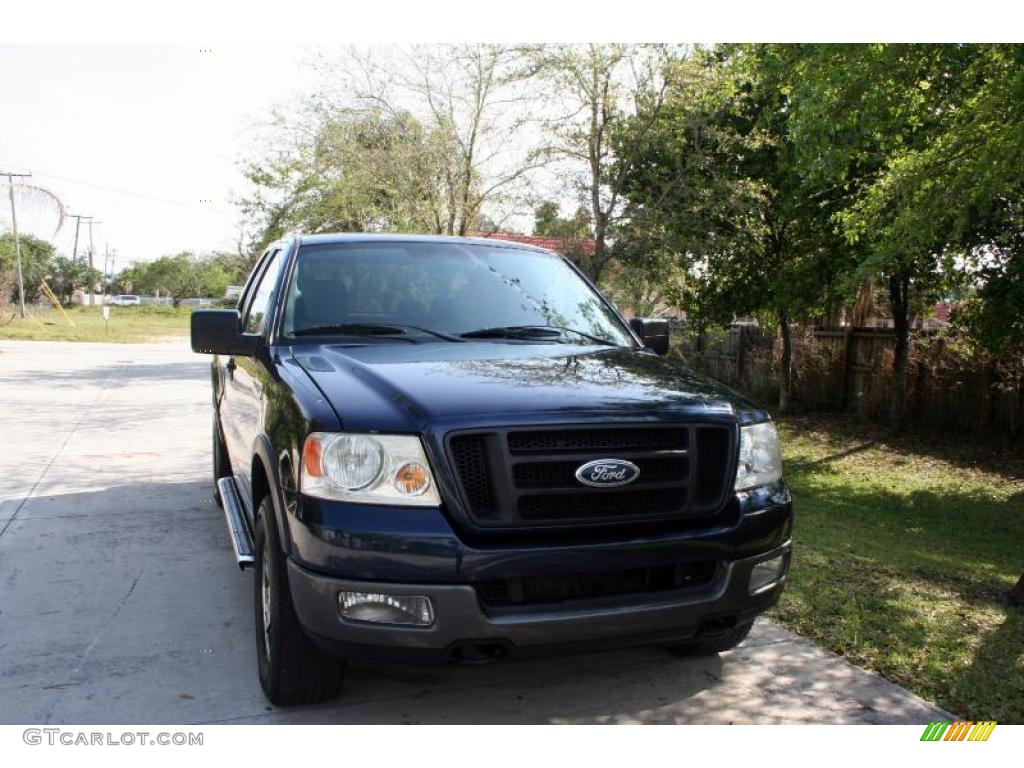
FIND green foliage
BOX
[240,108,452,250]
[0,232,56,303]
[47,256,101,305]
[532,201,592,240]
[118,252,232,306]
[783,44,1024,347]
[600,250,686,318]
[614,46,850,329]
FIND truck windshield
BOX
[281,241,636,347]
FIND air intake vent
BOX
[694,426,732,510]
[448,434,494,517]
[476,560,718,607]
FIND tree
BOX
[242,45,546,249]
[614,46,849,411]
[240,108,447,248]
[1,177,65,317]
[0,233,55,306]
[532,200,592,240]
[47,256,100,305]
[781,44,1022,423]
[532,201,561,236]
[600,250,686,319]
[347,44,547,236]
[119,253,231,306]
[528,44,676,282]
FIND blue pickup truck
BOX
[191,233,792,706]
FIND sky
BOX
[0,45,316,271]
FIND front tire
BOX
[253,497,344,706]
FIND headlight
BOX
[301,432,440,506]
[735,422,783,491]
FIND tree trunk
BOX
[1009,571,1024,607]
[778,313,793,413]
[888,273,911,429]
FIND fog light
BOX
[749,555,785,594]
[338,591,434,626]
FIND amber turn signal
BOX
[302,436,323,478]
[393,461,430,496]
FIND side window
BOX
[244,249,284,335]
[237,249,271,312]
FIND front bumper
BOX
[288,541,791,662]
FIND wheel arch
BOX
[251,434,293,556]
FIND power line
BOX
[26,169,238,217]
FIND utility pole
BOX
[2,170,33,319]
[68,213,91,263]
[85,219,101,270]
[102,243,110,304]
[101,244,118,304]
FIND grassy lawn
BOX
[771,415,1024,722]
[0,305,191,343]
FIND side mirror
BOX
[191,310,260,356]
[629,317,670,356]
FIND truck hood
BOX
[290,342,761,433]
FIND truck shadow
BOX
[284,617,945,724]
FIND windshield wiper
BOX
[292,323,464,342]
[458,325,620,347]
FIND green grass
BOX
[771,415,1024,722]
[0,304,191,342]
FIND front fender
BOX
[254,349,343,557]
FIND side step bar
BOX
[217,477,255,570]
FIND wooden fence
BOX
[673,325,1024,439]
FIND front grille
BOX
[446,423,735,530]
[476,560,717,607]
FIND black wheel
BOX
[254,497,344,706]
[663,620,754,656]
[213,415,231,505]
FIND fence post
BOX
[841,326,854,409]
[734,325,745,388]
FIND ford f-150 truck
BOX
[191,233,792,706]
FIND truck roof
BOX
[291,232,556,254]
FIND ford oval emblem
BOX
[574,458,640,488]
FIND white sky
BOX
[0,45,315,270]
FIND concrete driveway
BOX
[0,340,950,724]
